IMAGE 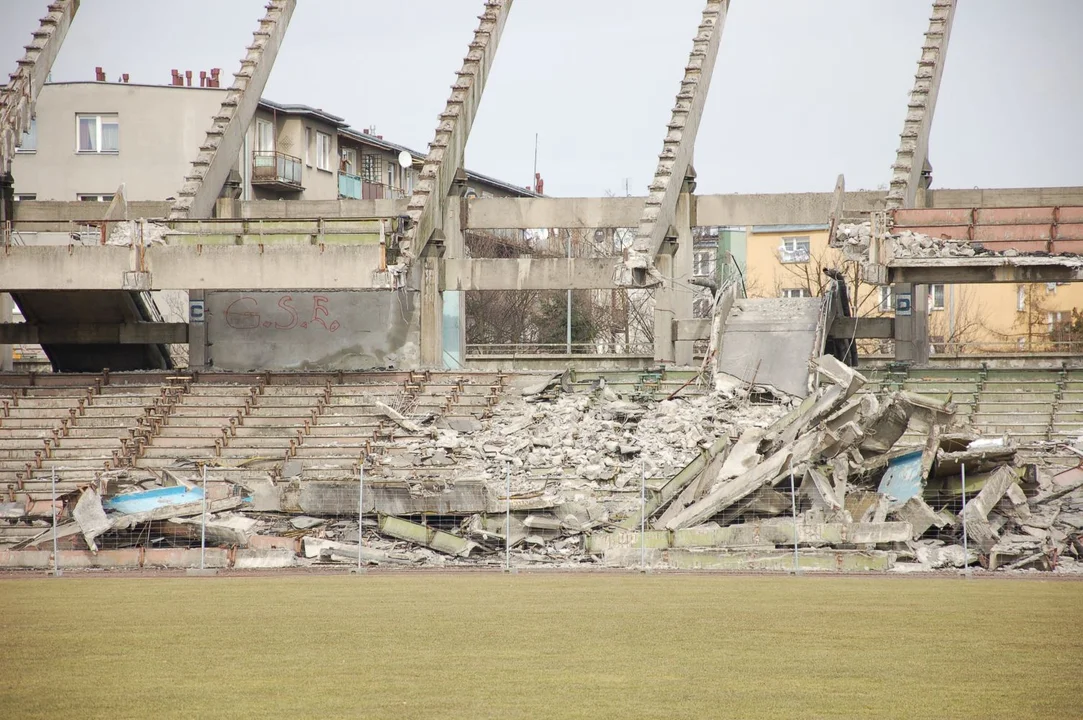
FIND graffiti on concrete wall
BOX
[223,294,341,333]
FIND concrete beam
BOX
[442,257,622,291]
[674,318,712,341]
[0,322,188,345]
[828,317,895,340]
[466,196,643,229]
[0,244,393,290]
[888,258,1083,285]
[626,1,728,280]
[170,0,296,219]
[402,0,514,260]
[886,0,956,209]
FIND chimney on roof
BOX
[534,172,544,195]
[185,70,192,87]
[121,73,129,84]
[210,68,221,88]
[363,128,369,134]
[94,66,105,82]
[171,69,182,86]
[199,70,206,88]
[377,135,383,140]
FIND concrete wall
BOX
[9,82,226,201]
[203,290,419,370]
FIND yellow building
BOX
[743,225,1083,354]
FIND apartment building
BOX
[8,78,537,204]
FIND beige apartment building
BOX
[743,225,1083,354]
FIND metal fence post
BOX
[640,463,646,570]
[960,464,969,575]
[505,464,511,572]
[200,464,207,571]
[51,467,61,577]
[789,465,799,574]
[358,463,365,572]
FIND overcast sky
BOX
[3,0,1081,197]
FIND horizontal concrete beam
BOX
[888,258,1083,285]
[442,257,622,290]
[0,323,188,345]
[0,245,395,290]
[828,317,895,340]
[464,187,1083,230]
[674,318,712,341]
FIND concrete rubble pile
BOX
[10,360,1083,574]
[835,221,1029,262]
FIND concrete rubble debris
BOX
[2,362,1080,576]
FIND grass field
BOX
[0,573,1080,719]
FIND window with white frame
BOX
[693,250,716,278]
[879,286,893,313]
[304,127,312,166]
[13,194,36,201]
[1047,311,1066,333]
[341,147,357,175]
[781,287,811,298]
[930,284,945,310]
[316,132,332,171]
[76,114,119,153]
[1017,285,1026,312]
[779,236,810,263]
[17,119,37,152]
[255,119,275,153]
[77,194,114,202]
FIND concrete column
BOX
[0,293,13,372]
[441,201,465,369]
[653,249,676,364]
[420,252,443,368]
[892,282,929,364]
[188,290,208,369]
[674,193,696,366]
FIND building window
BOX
[781,288,811,298]
[255,119,274,153]
[304,127,312,166]
[17,119,37,153]
[316,132,332,171]
[341,147,357,175]
[361,154,384,184]
[693,250,716,278]
[1047,311,1066,333]
[78,194,115,202]
[76,114,119,153]
[930,284,945,310]
[13,193,37,201]
[1017,286,1026,312]
[879,286,893,313]
[779,236,810,264]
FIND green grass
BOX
[0,573,1080,719]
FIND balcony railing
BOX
[338,174,409,201]
[252,151,303,191]
[338,172,362,199]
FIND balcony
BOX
[338,171,362,200]
[251,151,303,192]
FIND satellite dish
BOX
[398,151,412,169]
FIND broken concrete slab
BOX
[620,437,729,530]
[586,521,912,554]
[667,430,821,530]
[377,515,479,557]
[73,488,112,552]
[606,547,895,571]
[374,401,423,433]
[233,548,296,569]
[961,466,1018,553]
[893,496,947,539]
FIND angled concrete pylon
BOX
[621,0,729,287]
[0,0,80,175]
[400,0,515,265]
[169,0,296,220]
[887,0,956,365]
[885,0,957,210]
